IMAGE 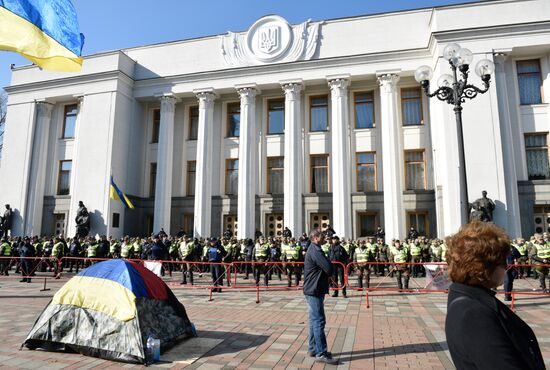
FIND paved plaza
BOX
[0,270,549,370]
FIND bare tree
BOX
[0,89,6,163]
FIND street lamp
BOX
[414,43,495,224]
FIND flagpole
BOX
[107,169,112,238]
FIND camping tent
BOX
[23,259,195,363]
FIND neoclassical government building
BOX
[1,0,550,241]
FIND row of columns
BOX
[152,74,405,242]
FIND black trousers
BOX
[21,259,33,281]
[331,264,346,296]
[210,264,222,287]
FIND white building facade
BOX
[2,0,550,241]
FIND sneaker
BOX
[307,351,316,358]
[315,353,338,365]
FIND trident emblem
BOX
[258,26,279,53]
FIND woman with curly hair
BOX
[445,222,545,370]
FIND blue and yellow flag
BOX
[110,176,135,210]
[0,0,85,72]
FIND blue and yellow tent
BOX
[23,259,195,363]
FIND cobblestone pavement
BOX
[0,269,549,369]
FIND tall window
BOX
[151,109,160,143]
[267,157,284,194]
[310,95,328,132]
[401,88,423,126]
[517,59,543,105]
[267,99,285,135]
[62,104,78,139]
[354,92,375,129]
[356,152,376,191]
[525,133,550,180]
[189,106,199,140]
[408,211,429,236]
[405,150,426,190]
[149,162,157,197]
[186,161,196,196]
[227,103,240,137]
[225,159,239,195]
[358,213,378,237]
[311,155,329,193]
[57,160,72,195]
[183,214,194,236]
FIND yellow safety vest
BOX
[392,247,408,263]
[535,243,550,259]
[410,244,422,257]
[255,243,269,259]
[87,244,98,257]
[120,243,131,258]
[355,248,369,263]
[0,242,11,256]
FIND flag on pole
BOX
[110,176,135,209]
[0,0,85,72]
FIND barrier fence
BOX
[1,257,549,308]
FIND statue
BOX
[471,191,496,222]
[75,201,90,238]
[0,204,13,237]
[469,202,489,223]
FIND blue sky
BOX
[0,0,482,89]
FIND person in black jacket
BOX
[328,235,348,298]
[303,228,337,365]
[19,237,35,283]
[445,222,545,370]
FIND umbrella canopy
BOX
[23,259,195,363]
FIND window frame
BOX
[266,156,284,194]
[57,160,72,195]
[151,108,161,144]
[516,59,544,105]
[61,104,78,139]
[310,154,330,193]
[309,94,329,132]
[266,98,285,135]
[404,149,427,190]
[406,211,429,237]
[357,212,379,238]
[400,87,424,126]
[353,91,376,129]
[186,160,196,196]
[525,132,550,180]
[355,151,377,192]
[226,102,241,138]
[225,158,239,195]
[188,105,199,141]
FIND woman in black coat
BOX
[445,222,545,370]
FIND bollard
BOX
[40,277,50,292]
[256,285,260,304]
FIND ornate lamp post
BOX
[414,43,495,224]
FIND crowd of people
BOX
[0,224,548,296]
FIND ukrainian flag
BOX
[110,176,135,210]
[0,0,85,72]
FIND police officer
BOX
[514,238,530,278]
[110,237,121,259]
[242,239,254,279]
[354,240,370,289]
[207,237,226,292]
[531,235,550,292]
[0,237,11,275]
[409,239,423,278]
[179,236,195,285]
[86,237,99,266]
[51,237,64,278]
[68,237,83,273]
[223,237,239,286]
[120,237,132,259]
[282,227,292,238]
[19,237,35,283]
[376,238,389,276]
[391,240,411,291]
[281,237,302,287]
[268,238,282,281]
[329,235,348,298]
[253,237,270,286]
[365,237,378,288]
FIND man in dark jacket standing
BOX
[329,235,349,298]
[20,237,35,283]
[303,228,337,365]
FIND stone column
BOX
[281,81,303,236]
[24,101,54,236]
[236,85,258,239]
[494,53,522,237]
[193,89,217,238]
[378,73,404,243]
[328,76,352,238]
[153,95,177,234]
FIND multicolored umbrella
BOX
[23,259,195,363]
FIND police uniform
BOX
[281,240,302,287]
[354,244,370,289]
[532,241,550,292]
[0,239,12,275]
[179,239,195,285]
[253,240,270,286]
[409,241,423,278]
[391,243,411,290]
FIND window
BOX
[112,213,120,228]
[408,211,429,236]
[267,99,285,135]
[404,150,426,190]
[525,133,550,180]
[401,88,423,126]
[227,103,240,137]
[186,161,196,196]
[311,155,329,193]
[57,160,72,195]
[149,163,157,197]
[151,109,160,143]
[189,106,199,140]
[517,59,543,105]
[267,157,284,194]
[183,214,194,236]
[354,92,375,129]
[358,213,378,237]
[310,95,328,132]
[356,152,376,191]
[62,104,78,139]
[225,159,239,195]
